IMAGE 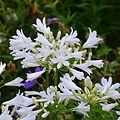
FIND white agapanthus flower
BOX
[73,102,90,117]
[100,103,118,112]
[21,54,40,68]
[83,28,102,48]
[36,87,55,107]
[51,50,70,69]
[35,33,53,47]
[97,77,120,99]
[36,45,52,61]
[73,62,92,75]
[58,83,77,101]
[26,69,45,81]
[9,29,36,51]
[59,73,80,90]
[33,17,51,35]
[0,62,6,75]
[64,28,80,45]
[69,68,85,80]
[5,77,24,87]
[3,91,33,107]
[16,107,41,120]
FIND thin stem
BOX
[70,101,73,120]
[46,70,49,88]
[88,105,93,120]
[54,68,58,86]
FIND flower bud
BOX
[84,76,92,89]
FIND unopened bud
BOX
[84,76,92,89]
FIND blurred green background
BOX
[0,0,120,107]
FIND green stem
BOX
[70,101,73,120]
[46,70,49,88]
[88,105,93,120]
[54,68,58,86]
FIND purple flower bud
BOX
[49,18,55,23]
[35,66,43,72]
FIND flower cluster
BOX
[1,17,120,120]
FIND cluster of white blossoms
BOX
[9,17,104,81]
[1,17,120,120]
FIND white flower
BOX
[16,107,41,120]
[21,54,39,68]
[69,49,86,59]
[97,77,120,99]
[36,45,52,61]
[73,102,90,117]
[0,107,12,120]
[86,60,104,68]
[65,28,80,45]
[116,111,120,120]
[3,92,33,107]
[36,87,55,107]
[26,69,45,81]
[51,50,70,69]
[35,33,53,47]
[5,77,24,87]
[83,28,102,48]
[73,62,92,75]
[70,68,85,80]
[9,29,36,51]
[100,103,118,112]
[33,17,51,35]
[58,83,76,101]
[10,49,27,60]
[59,73,80,90]
[0,62,6,74]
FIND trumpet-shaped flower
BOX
[73,62,92,75]
[100,103,118,112]
[35,33,53,47]
[33,17,51,35]
[73,102,90,117]
[36,87,55,107]
[69,68,85,80]
[97,77,120,99]
[5,77,24,87]
[65,28,80,45]
[83,28,102,48]
[51,50,70,69]
[59,73,80,90]
[24,67,43,89]
[16,106,41,120]
[3,92,33,107]
[26,69,45,81]
[58,83,76,101]
[9,29,36,51]
[36,45,52,61]
[21,54,39,68]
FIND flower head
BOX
[83,28,102,48]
